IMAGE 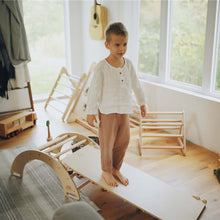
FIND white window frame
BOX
[202,0,219,97]
[138,0,220,100]
[212,1,220,97]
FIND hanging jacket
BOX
[0,0,31,65]
[0,27,15,98]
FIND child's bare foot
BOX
[102,171,118,187]
[113,169,129,186]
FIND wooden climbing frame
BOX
[44,67,86,122]
[130,111,186,156]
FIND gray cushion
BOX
[52,201,104,220]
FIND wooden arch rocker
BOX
[11,132,98,200]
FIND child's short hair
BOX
[105,22,128,42]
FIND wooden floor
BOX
[0,102,219,220]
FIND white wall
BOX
[64,0,220,154]
[64,0,140,75]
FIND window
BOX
[138,0,161,76]
[23,0,66,96]
[216,34,220,91]
[170,0,208,86]
[138,0,220,99]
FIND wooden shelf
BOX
[130,111,186,156]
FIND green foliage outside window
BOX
[138,0,212,89]
[138,0,160,76]
[171,0,207,86]
[23,0,66,95]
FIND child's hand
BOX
[87,114,97,127]
[140,105,146,118]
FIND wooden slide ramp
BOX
[62,146,205,220]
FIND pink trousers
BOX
[98,112,130,173]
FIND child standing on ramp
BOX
[86,22,146,187]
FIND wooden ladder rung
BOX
[142,122,182,126]
[142,119,182,123]
[77,179,90,190]
[141,145,183,149]
[38,135,69,151]
[44,136,77,153]
[49,97,67,106]
[142,126,181,130]
[130,123,137,128]
[75,118,98,135]
[130,121,139,127]
[142,133,183,138]
[62,74,80,82]
[54,139,87,158]
[58,82,76,90]
[129,117,139,124]
[146,111,183,115]
[69,172,78,179]
[47,103,64,113]
[53,89,72,98]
